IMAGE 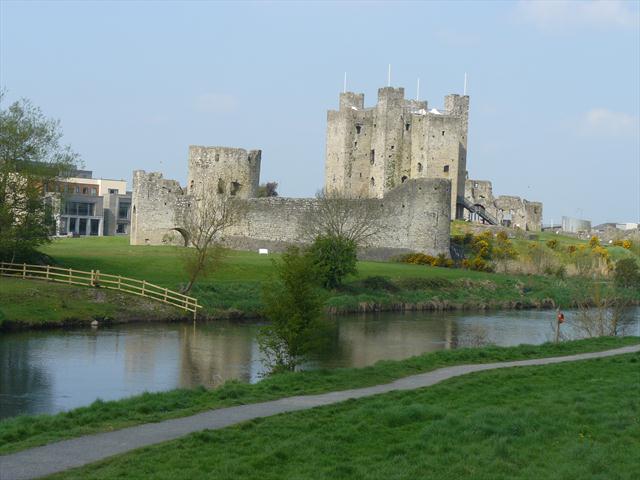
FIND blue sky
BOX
[1,0,638,224]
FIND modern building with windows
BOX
[47,170,131,237]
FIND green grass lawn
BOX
[1,336,637,455]
[46,348,640,480]
[0,236,635,326]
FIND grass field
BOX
[46,348,640,480]
[1,336,637,456]
[1,236,637,327]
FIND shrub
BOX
[395,277,453,290]
[589,236,600,248]
[614,258,640,289]
[567,245,577,254]
[546,239,558,250]
[622,239,633,250]
[359,276,398,292]
[308,235,358,289]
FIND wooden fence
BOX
[0,262,201,319]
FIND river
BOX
[1,308,638,419]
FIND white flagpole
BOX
[387,64,391,87]
[343,72,347,93]
[416,78,420,100]
[464,72,468,95]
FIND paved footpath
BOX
[2,344,639,480]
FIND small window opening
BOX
[359,172,362,178]
[354,141,357,147]
[405,123,410,131]
[417,162,423,173]
[215,153,220,162]
[391,145,394,150]
[230,181,241,196]
[370,177,375,187]
[217,178,225,194]
[370,149,375,165]
[443,165,449,173]
[190,180,194,190]
[442,130,445,136]
[401,176,408,183]
[355,125,362,134]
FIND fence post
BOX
[117,275,122,290]
[46,265,50,280]
[23,263,26,279]
[90,269,94,286]
[163,288,168,303]
[69,268,72,284]
[95,270,100,287]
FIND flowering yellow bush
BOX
[623,239,633,250]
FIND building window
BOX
[443,165,449,173]
[370,149,375,165]
[118,203,130,219]
[405,123,410,131]
[442,130,445,136]
[417,162,423,173]
[75,186,80,193]
[355,125,362,134]
[116,223,127,234]
[401,176,408,183]
[370,177,375,187]
[390,145,394,150]
[217,178,225,194]
[91,187,98,196]
[108,188,118,194]
[82,187,89,194]
[230,181,241,196]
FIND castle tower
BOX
[324,85,469,217]
[187,146,261,199]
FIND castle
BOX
[130,84,542,257]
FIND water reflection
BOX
[0,308,637,419]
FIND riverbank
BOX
[2,237,638,329]
[1,336,637,455]
[43,348,639,480]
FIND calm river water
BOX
[1,308,638,419]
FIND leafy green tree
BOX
[614,258,640,289]
[308,234,357,289]
[0,94,79,262]
[258,247,327,373]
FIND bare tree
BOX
[302,189,384,246]
[178,186,244,293]
[573,296,631,338]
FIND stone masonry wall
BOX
[324,86,468,218]
[464,179,543,231]
[131,167,451,259]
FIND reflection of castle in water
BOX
[317,315,456,369]
[178,324,262,388]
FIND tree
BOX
[303,189,383,245]
[614,258,640,289]
[0,94,80,262]
[178,185,244,293]
[302,189,383,288]
[308,234,357,289]
[258,247,327,373]
[256,181,278,198]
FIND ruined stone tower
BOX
[187,146,261,199]
[324,87,469,218]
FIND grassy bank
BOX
[1,336,638,455]
[48,348,640,479]
[2,236,637,327]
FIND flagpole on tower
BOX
[416,78,420,101]
[343,72,347,93]
[387,64,391,87]
[464,72,468,95]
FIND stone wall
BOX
[131,166,451,259]
[324,86,469,218]
[187,146,260,199]
[464,179,543,231]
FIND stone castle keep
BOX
[131,85,542,257]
